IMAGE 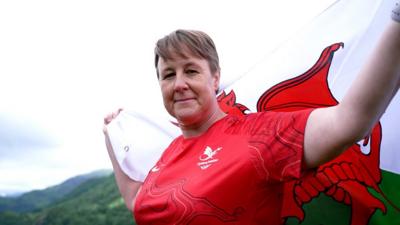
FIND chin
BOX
[175,113,201,125]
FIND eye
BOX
[186,69,198,75]
[162,72,175,80]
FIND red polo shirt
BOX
[134,109,313,225]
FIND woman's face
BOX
[157,53,220,127]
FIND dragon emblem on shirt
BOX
[198,146,222,170]
[199,146,222,161]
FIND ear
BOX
[212,71,221,93]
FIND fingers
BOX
[103,108,124,135]
[103,108,124,125]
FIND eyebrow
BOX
[161,61,200,73]
[160,67,174,75]
[183,62,200,68]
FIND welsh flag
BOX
[107,0,400,224]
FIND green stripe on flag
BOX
[285,170,400,225]
[285,193,351,225]
[368,170,400,225]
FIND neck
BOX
[179,109,226,138]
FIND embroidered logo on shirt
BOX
[197,146,222,170]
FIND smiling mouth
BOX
[174,98,195,103]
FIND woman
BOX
[103,5,400,224]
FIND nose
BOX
[173,72,189,92]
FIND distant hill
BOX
[0,170,136,225]
[0,169,112,213]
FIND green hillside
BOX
[0,173,136,225]
[0,170,112,213]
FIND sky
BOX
[0,0,335,195]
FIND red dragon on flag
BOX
[217,43,396,225]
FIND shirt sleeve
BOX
[242,109,314,183]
